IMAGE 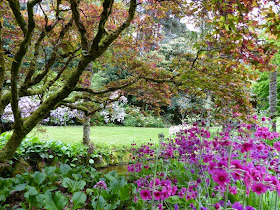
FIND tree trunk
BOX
[0,130,27,161]
[269,70,277,132]
[83,115,92,145]
[82,62,93,145]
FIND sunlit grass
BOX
[30,126,170,147]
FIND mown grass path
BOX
[31,126,170,147]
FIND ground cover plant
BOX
[0,165,136,209]
[0,133,114,173]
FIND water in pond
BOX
[98,164,128,175]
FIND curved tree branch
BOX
[7,0,27,35]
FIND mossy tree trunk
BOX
[83,115,92,145]
[82,62,94,146]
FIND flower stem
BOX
[224,135,234,210]
[151,134,163,209]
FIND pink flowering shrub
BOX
[127,119,280,209]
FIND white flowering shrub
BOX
[169,123,192,135]
[3,96,82,125]
[42,107,83,126]
[100,99,127,124]
[3,97,40,121]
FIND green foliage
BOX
[62,178,86,193]
[252,71,280,113]
[0,165,136,209]
[0,133,111,168]
[43,191,68,210]
[123,107,165,128]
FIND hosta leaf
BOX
[24,186,38,199]
[44,191,68,210]
[119,184,130,201]
[72,191,87,210]
[33,171,46,185]
[62,178,86,193]
[60,164,71,175]
[91,195,107,209]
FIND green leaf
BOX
[91,195,107,209]
[62,178,86,193]
[109,177,126,194]
[60,164,71,175]
[44,191,68,210]
[36,194,45,207]
[72,192,87,210]
[106,200,120,210]
[24,186,38,199]
[119,184,130,201]
[33,171,46,185]
[44,166,56,177]
[11,184,26,193]
[165,196,185,204]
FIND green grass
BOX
[30,126,169,147]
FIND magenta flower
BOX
[212,170,230,187]
[251,183,267,195]
[229,185,238,195]
[241,142,254,153]
[232,202,243,210]
[153,190,162,200]
[274,142,280,152]
[140,189,151,200]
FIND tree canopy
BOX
[0,0,280,161]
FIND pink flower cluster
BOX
[93,180,107,190]
[128,121,280,209]
[137,177,178,201]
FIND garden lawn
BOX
[30,126,169,147]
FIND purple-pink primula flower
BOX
[153,190,162,200]
[274,141,280,152]
[241,142,254,153]
[251,182,267,195]
[212,170,230,187]
[140,189,151,200]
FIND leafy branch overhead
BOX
[1,0,280,161]
[0,0,183,161]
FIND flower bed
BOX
[126,119,280,209]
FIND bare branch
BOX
[10,0,42,130]
[69,0,89,50]
[27,19,73,88]
[74,77,137,95]
[7,0,27,35]
[23,53,77,96]
[90,0,137,55]
[0,10,5,102]
[22,18,60,90]
[91,0,114,51]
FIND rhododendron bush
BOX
[2,97,83,126]
[126,118,280,209]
